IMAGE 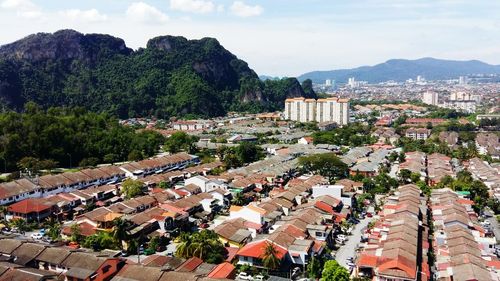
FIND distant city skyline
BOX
[1,0,500,76]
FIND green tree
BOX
[121,179,144,199]
[234,142,264,164]
[10,218,31,234]
[321,260,349,281]
[0,206,8,220]
[307,255,322,279]
[299,153,348,182]
[175,230,226,263]
[231,192,246,206]
[261,242,281,270]
[70,224,82,243]
[164,132,199,154]
[399,169,412,184]
[112,218,131,249]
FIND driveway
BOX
[335,217,372,269]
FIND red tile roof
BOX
[314,201,334,215]
[225,247,238,263]
[176,257,203,272]
[62,222,97,237]
[358,254,378,268]
[207,262,236,279]
[236,240,287,260]
[8,198,53,214]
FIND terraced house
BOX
[355,184,430,281]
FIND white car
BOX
[237,272,253,280]
[484,220,491,226]
[337,234,347,241]
[253,275,265,281]
[31,233,43,239]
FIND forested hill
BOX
[0,30,315,118]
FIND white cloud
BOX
[217,4,224,13]
[126,2,169,24]
[230,1,263,17]
[61,9,107,22]
[169,0,215,14]
[1,0,42,19]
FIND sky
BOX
[0,0,499,77]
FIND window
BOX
[243,256,249,261]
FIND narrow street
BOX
[335,217,372,269]
[486,209,500,242]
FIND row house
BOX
[214,217,262,248]
[427,153,454,186]
[120,153,198,179]
[236,207,328,269]
[184,175,228,193]
[0,165,124,206]
[0,239,125,281]
[398,152,427,180]
[355,184,430,281]
[430,189,496,281]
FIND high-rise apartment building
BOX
[284,97,350,126]
[422,91,439,105]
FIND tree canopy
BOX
[0,105,165,172]
[321,260,350,281]
[298,153,348,182]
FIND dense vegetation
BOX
[298,153,348,182]
[0,103,165,172]
[216,142,265,169]
[312,123,376,146]
[176,230,227,263]
[0,30,313,118]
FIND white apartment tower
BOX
[422,91,439,106]
[284,97,350,126]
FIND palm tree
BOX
[11,218,30,235]
[232,192,246,206]
[261,242,281,270]
[176,240,192,258]
[0,206,8,220]
[112,218,130,249]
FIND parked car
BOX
[337,234,347,241]
[254,275,265,281]
[237,272,252,280]
[366,212,373,218]
[31,233,43,240]
[483,220,491,226]
[42,237,53,243]
[120,250,129,257]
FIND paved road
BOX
[485,209,500,243]
[336,217,372,269]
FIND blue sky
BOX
[1,0,499,76]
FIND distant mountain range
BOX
[298,58,500,84]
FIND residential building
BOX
[405,128,431,140]
[284,97,349,126]
[422,91,439,106]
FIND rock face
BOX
[0,30,131,62]
[0,30,310,117]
